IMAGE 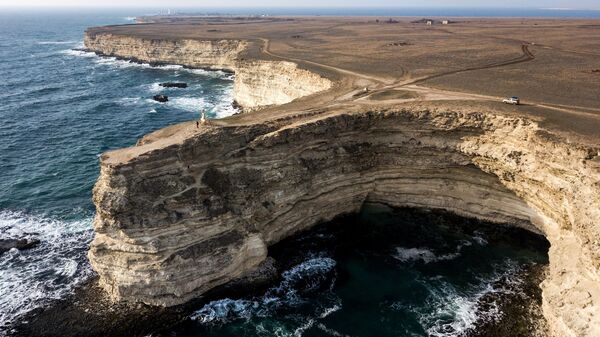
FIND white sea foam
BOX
[319,303,341,318]
[169,97,208,112]
[472,231,488,246]
[61,49,96,58]
[124,16,137,21]
[147,82,163,93]
[62,48,239,118]
[212,86,239,118]
[191,257,337,324]
[0,211,94,332]
[186,68,231,78]
[393,239,477,264]
[117,97,142,106]
[316,323,353,337]
[393,247,461,264]
[395,261,521,337]
[63,48,233,78]
[294,318,315,337]
[38,40,79,45]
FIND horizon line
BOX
[1,5,599,10]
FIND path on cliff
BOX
[259,38,393,84]
[255,35,600,124]
[406,44,535,85]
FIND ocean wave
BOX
[168,97,207,112]
[393,239,475,264]
[212,87,239,118]
[124,16,137,21]
[191,257,337,324]
[38,40,79,45]
[116,97,142,106]
[315,323,352,337]
[61,49,96,58]
[0,210,94,332]
[62,49,233,79]
[393,247,461,264]
[397,261,521,337]
[147,82,163,93]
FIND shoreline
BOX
[10,207,549,337]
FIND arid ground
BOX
[88,16,600,141]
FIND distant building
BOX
[442,20,449,25]
[426,20,433,26]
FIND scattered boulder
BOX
[0,238,41,254]
[160,82,188,88]
[231,100,243,110]
[153,95,169,103]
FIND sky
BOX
[0,1,599,9]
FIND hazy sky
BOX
[0,0,599,9]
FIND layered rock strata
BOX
[85,30,600,337]
[91,108,600,337]
[83,33,332,110]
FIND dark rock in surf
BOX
[160,82,188,88]
[0,238,41,254]
[153,95,168,103]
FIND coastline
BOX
[46,15,600,337]
[10,207,550,337]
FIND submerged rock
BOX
[0,238,40,254]
[160,82,187,88]
[152,94,168,103]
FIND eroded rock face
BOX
[90,109,600,337]
[233,60,332,109]
[83,33,332,110]
[83,33,244,70]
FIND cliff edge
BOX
[84,20,600,337]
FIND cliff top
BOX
[87,16,600,163]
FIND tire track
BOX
[408,44,535,85]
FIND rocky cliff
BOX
[84,31,600,337]
[90,108,600,337]
[83,32,332,110]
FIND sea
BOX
[0,6,580,337]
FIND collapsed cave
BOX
[89,108,599,337]
[13,204,550,337]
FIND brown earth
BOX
[87,16,600,142]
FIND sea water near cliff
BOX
[161,206,548,337]
[0,9,237,333]
[0,9,549,337]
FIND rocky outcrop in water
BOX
[84,32,332,110]
[160,82,188,88]
[152,95,168,103]
[0,238,40,254]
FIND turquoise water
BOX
[0,9,552,337]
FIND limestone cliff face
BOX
[233,60,332,109]
[90,108,600,337]
[83,33,332,110]
[84,33,244,70]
